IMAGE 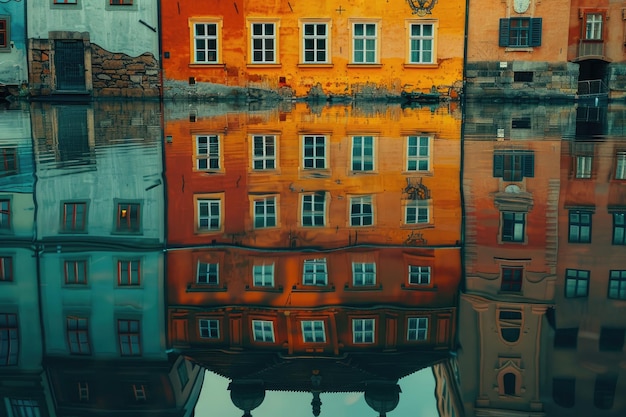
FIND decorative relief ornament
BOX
[406,0,438,16]
[514,0,531,14]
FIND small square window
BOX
[197,198,221,232]
[118,260,140,286]
[62,202,87,232]
[252,320,275,342]
[350,196,373,226]
[303,259,327,286]
[501,267,522,292]
[353,318,375,344]
[568,210,592,243]
[565,269,589,298]
[408,265,430,285]
[199,319,219,339]
[405,200,430,225]
[253,264,274,287]
[599,328,625,351]
[608,270,626,300]
[407,317,428,341]
[116,203,140,233]
[302,135,326,169]
[301,320,325,343]
[352,262,376,286]
[197,262,218,285]
[554,328,578,349]
[65,260,87,284]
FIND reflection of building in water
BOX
[544,136,626,416]
[459,104,563,415]
[164,102,463,415]
[433,358,464,417]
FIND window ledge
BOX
[504,47,534,52]
[401,284,438,291]
[403,171,433,176]
[347,64,382,68]
[247,63,282,68]
[292,284,335,292]
[344,284,383,291]
[245,285,284,293]
[403,63,438,69]
[187,284,228,292]
[189,63,225,68]
[298,63,334,68]
[401,224,435,230]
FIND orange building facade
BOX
[159,0,465,100]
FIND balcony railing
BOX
[578,41,605,59]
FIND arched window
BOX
[503,373,516,396]
[499,310,522,343]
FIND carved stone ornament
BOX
[406,0,438,16]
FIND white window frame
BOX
[350,195,374,227]
[352,262,376,286]
[615,151,626,180]
[191,21,220,64]
[351,136,375,172]
[405,200,430,225]
[353,318,375,344]
[408,265,431,285]
[407,317,428,341]
[252,135,277,170]
[252,320,275,342]
[253,263,274,287]
[303,258,328,286]
[301,320,326,343]
[406,136,431,171]
[302,135,327,169]
[250,21,278,64]
[351,21,379,64]
[197,198,221,231]
[253,196,277,228]
[575,155,593,179]
[195,135,220,171]
[197,262,219,285]
[301,193,326,227]
[408,22,435,64]
[301,20,330,64]
[199,319,219,339]
[585,13,603,40]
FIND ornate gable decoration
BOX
[406,0,438,16]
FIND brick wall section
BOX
[28,39,53,96]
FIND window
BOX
[252,135,276,170]
[408,265,430,285]
[594,376,616,409]
[254,196,277,228]
[197,199,221,231]
[0,313,18,365]
[501,267,522,292]
[493,151,534,181]
[554,328,578,349]
[199,319,219,339]
[302,193,325,227]
[353,319,375,344]
[585,13,603,40]
[0,16,9,51]
[502,212,525,243]
[353,262,376,286]
[177,361,189,388]
[10,399,41,417]
[197,262,218,285]
[572,143,594,179]
[499,18,542,47]
[613,212,626,245]
[116,203,140,233]
[110,0,132,4]
[302,22,329,63]
[407,136,430,171]
[514,71,533,82]
[405,200,430,225]
[65,260,87,284]
[407,317,428,341]
[1,148,17,176]
[350,196,373,226]
[615,151,626,179]
[303,259,327,286]
[253,263,274,287]
[301,320,325,342]
[408,23,434,64]
[252,320,275,342]
[608,270,626,300]
[553,378,575,408]
[499,310,522,343]
[565,269,589,298]
[352,22,377,63]
[503,373,516,396]
[0,199,10,230]
[568,210,592,243]
[193,23,218,63]
[118,260,140,286]
[196,135,220,170]
[67,316,90,354]
[78,382,89,401]
[351,136,374,171]
[55,0,78,3]
[133,384,146,401]
[303,135,326,169]
[251,22,276,63]
[599,327,625,351]
[62,202,87,232]
[1,256,12,282]
[118,319,141,356]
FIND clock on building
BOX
[513,0,530,14]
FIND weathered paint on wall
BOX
[161,0,465,99]
[0,2,28,89]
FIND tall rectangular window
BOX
[350,196,373,226]
[407,136,430,171]
[302,22,328,63]
[253,264,274,287]
[565,269,589,298]
[197,262,219,285]
[599,328,625,351]
[193,23,218,63]
[65,260,87,284]
[409,23,434,63]
[608,270,626,300]
[352,262,376,286]
[501,267,523,292]
[254,196,277,228]
[615,151,626,179]
[585,14,603,40]
[613,212,626,245]
[118,319,141,356]
[116,203,140,232]
[405,200,430,225]
[407,317,428,341]
[502,212,525,243]
[1,256,12,282]
[353,319,375,344]
[408,265,430,285]
[303,135,326,169]
[67,316,90,355]
[252,320,275,342]
[251,22,276,63]
[352,23,377,63]
[303,259,327,286]
[0,313,18,365]
[62,202,87,232]
[351,136,374,171]
[1,148,17,176]
[197,199,221,231]
[199,319,219,339]
[302,320,325,342]
[499,18,542,47]
[196,135,220,170]
[302,193,325,227]
[493,151,534,181]
[0,17,9,51]
[118,260,140,286]
[0,199,10,230]
[252,135,276,170]
[568,210,592,243]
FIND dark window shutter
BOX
[493,153,504,177]
[523,154,535,178]
[499,19,510,47]
[530,18,542,47]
